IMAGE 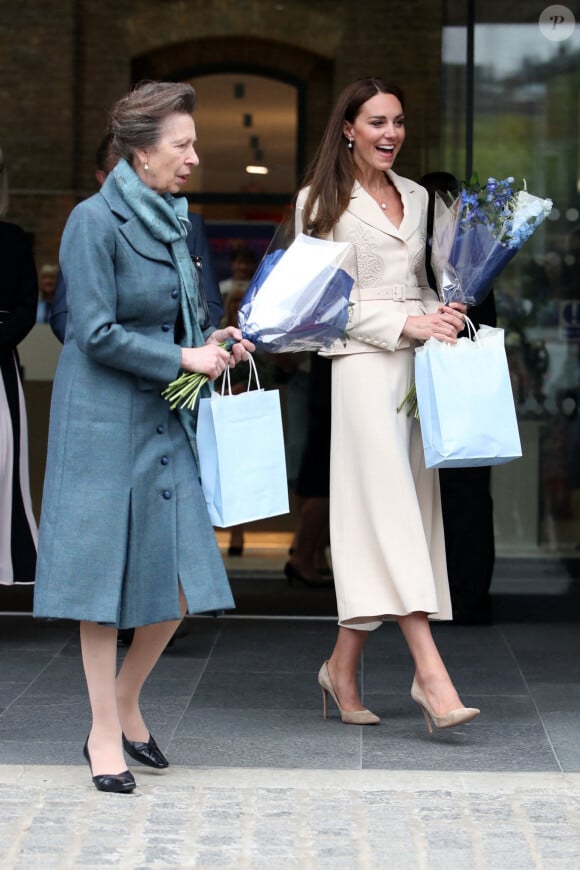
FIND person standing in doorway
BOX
[0,145,39,585]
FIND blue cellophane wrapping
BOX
[431,185,553,307]
[237,232,355,353]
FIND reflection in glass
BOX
[442,6,580,553]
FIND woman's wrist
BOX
[181,347,194,369]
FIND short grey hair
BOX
[109,80,196,163]
[0,146,8,217]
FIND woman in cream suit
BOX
[296,78,480,733]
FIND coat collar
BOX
[346,170,422,242]
[99,173,174,266]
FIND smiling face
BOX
[343,91,405,176]
[135,112,199,194]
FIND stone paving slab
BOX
[0,767,579,869]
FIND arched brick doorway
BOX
[132,35,334,189]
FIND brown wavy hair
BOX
[299,78,405,237]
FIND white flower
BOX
[508,190,553,248]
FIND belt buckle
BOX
[392,285,405,301]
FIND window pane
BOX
[442,6,580,553]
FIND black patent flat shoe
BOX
[284,562,333,589]
[122,732,169,769]
[83,740,136,793]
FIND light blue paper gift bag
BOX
[414,323,522,469]
[196,357,289,527]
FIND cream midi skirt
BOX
[329,348,452,629]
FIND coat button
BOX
[161,455,169,465]
[157,425,165,434]
[161,323,171,332]
[171,289,179,299]
[162,490,172,500]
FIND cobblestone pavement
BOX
[1,766,579,869]
[2,607,580,867]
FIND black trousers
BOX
[439,465,495,623]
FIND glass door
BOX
[442,2,580,555]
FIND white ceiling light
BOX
[246,164,269,175]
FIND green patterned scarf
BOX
[113,158,210,454]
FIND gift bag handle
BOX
[220,352,261,396]
[440,314,479,351]
[463,314,478,343]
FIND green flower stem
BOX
[397,383,419,419]
[162,371,207,410]
[162,341,231,411]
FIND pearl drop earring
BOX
[347,140,353,150]
[144,162,149,170]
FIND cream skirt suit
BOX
[296,172,452,630]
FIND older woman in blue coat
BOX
[33,81,253,793]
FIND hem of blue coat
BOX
[32,601,236,630]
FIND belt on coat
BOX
[357,284,424,301]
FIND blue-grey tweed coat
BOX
[33,174,234,627]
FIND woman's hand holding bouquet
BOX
[398,174,552,420]
[164,229,356,411]
[164,328,254,411]
[398,303,467,419]
[209,327,255,365]
[402,303,467,345]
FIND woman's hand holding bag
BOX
[414,317,522,469]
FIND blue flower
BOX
[431,176,553,307]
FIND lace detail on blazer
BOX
[408,225,427,277]
[349,224,384,288]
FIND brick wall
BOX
[0,0,443,265]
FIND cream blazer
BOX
[295,171,440,356]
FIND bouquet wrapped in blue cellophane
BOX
[162,225,356,410]
[237,225,356,353]
[431,176,553,307]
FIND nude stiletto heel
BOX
[410,678,480,735]
[318,661,380,725]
